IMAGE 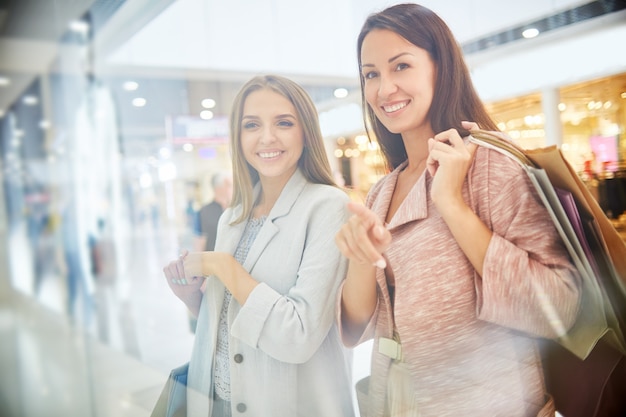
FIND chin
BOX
[379,123,403,135]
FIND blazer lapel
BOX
[219,204,248,255]
[241,169,307,272]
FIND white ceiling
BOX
[0,0,603,113]
[100,0,591,83]
[2,0,623,157]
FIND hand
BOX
[163,250,205,303]
[426,121,478,212]
[335,201,391,269]
[182,251,233,280]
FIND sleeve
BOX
[230,190,350,363]
[475,151,582,339]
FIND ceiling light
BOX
[558,103,566,111]
[132,97,147,107]
[23,95,38,106]
[621,92,626,99]
[183,143,194,152]
[69,20,90,35]
[0,76,10,87]
[522,28,539,39]
[334,88,348,99]
[200,110,214,120]
[159,147,171,159]
[201,98,216,109]
[123,81,139,91]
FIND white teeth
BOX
[383,102,407,113]
[259,151,281,158]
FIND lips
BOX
[382,101,409,113]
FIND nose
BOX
[377,73,397,99]
[259,125,277,144]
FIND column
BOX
[542,87,563,148]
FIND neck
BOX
[254,182,283,218]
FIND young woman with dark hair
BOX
[335,4,581,416]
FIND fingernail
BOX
[374,259,386,269]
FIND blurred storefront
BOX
[486,72,626,221]
[327,72,626,223]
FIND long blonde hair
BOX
[229,75,336,224]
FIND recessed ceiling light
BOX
[69,20,90,34]
[23,95,38,106]
[334,88,348,98]
[201,98,216,108]
[0,77,10,87]
[123,81,139,91]
[200,110,214,120]
[132,97,147,107]
[522,28,539,39]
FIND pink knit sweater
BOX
[339,145,581,417]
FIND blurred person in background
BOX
[162,75,355,417]
[194,172,233,252]
[335,4,581,417]
[59,190,95,327]
[187,171,233,333]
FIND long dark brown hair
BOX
[357,3,499,170]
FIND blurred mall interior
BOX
[1,0,625,416]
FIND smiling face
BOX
[360,29,436,138]
[240,88,304,188]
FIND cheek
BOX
[240,137,255,159]
[363,82,378,106]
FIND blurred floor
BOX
[0,220,371,417]
[0,221,197,417]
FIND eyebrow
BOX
[241,113,296,120]
[361,52,413,68]
[274,113,296,119]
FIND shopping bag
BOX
[469,130,626,417]
[150,363,188,417]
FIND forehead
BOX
[361,29,418,61]
[243,88,295,115]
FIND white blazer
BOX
[187,169,355,417]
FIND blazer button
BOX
[234,353,243,363]
[236,403,247,413]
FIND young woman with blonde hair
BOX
[164,75,355,417]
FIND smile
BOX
[258,151,282,158]
[382,101,408,113]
